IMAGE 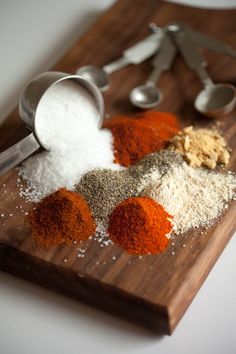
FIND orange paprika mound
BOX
[108,196,173,255]
[28,188,96,248]
[103,111,180,167]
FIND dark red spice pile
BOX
[28,188,96,248]
[103,111,180,167]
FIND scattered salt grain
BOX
[77,246,87,258]
[78,273,84,278]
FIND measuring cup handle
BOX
[0,133,40,175]
[103,57,129,75]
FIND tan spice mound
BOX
[142,158,236,234]
[169,126,230,169]
[28,188,96,248]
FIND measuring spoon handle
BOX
[103,57,129,74]
[103,30,164,74]
[147,33,176,85]
[172,26,213,88]
[189,28,236,57]
[0,133,40,175]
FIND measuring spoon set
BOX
[1,22,236,176]
[77,22,236,115]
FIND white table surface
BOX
[0,1,236,353]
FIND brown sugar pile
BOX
[169,126,230,169]
[27,188,96,248]
[103,111,180,167]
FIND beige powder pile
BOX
[142,158,236,234]
[169,126,230,169]
[77,150,236,236]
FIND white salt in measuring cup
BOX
[0,71,104,175]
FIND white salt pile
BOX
[35,80,100,152]
[19,80,120,201]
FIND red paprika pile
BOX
[28,188,96,248]
[104,111,180,167]
[108,196,173,255]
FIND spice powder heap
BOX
[129,150,183,193]
[28,188,96,248]
[76,169,138,224]
[142,155,236,234]
[76,151,182,226]
[104,111,180,167]
[22,103,236,254]
[76,149,236,242]
[169,126,230,169]
[108,197,172,255]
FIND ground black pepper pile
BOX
[76,151,183,225]
[76,169,138,224]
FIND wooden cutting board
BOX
[0,0,236,335]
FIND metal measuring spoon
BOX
[187,27,236,57]
[170,23,236,117]
[130,33,176,109]
[76,29,164,92]
[0,71,104,175]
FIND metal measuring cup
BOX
[170,23,236,117]
[0,71,104,175]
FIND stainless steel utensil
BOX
[188,27,236,57]
[170,23,236,117]
[129,33,176,109]
[0,71,104,175]
[76,29,164,91]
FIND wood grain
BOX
[0,0,236,334]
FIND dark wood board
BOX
[0,0,236,335]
